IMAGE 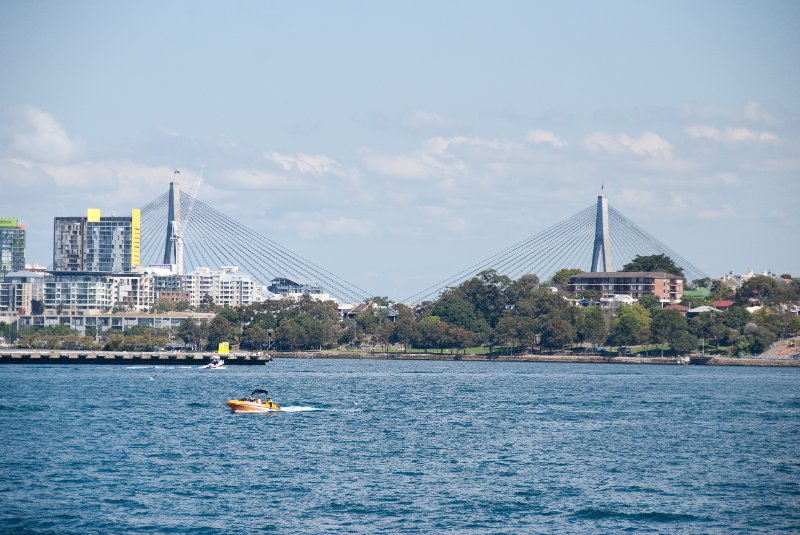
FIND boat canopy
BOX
[250,389,270,398]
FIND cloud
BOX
[360,135,520,184]
[744,102,778,124]
[585,131,673,159]
[361,137,468,181]
[264,151,357,178]
[7,106,83,163]
[685,125,779,142]
[272,212,376,238]
[36,160,171,193]
[417,205,468,232]
[223,168,300,190]
[525,129,568,149]
[697,203,736,220]
[401,110,456,130]
[614,188,658,207]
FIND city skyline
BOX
[1,1,798,298]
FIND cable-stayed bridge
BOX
[139,183,706,305]
[139,185,374,304]
[405,194,707,303]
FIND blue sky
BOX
[1,1,798,299]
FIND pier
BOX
[0,350,272,365]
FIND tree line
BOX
[4,255,799,356]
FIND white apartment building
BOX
[0,270,45,315]
[184,266,257,308]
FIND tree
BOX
[241,325,269,349]
[692,278,712,289]
[668,331,699,354]
[638,294,662,315]
[152,298,177,313]
[748,326,777,354]
[505,274,540,305]
[176,318,205,349]
[455,269,511,328]
[444,325,475,354]
[651,309,688,356]
[735,276,793,307]
[414,316,441,352]
[689,312,725,349]
[276,319,306,350]
[550,268,583,287]
[622,254,685,279]
[198,294,216,313]
[577,306,608,347]
[722,306,750,332]
[432,294,490,339]
[391,315,416,352]
[206,315,234,349]
[610,303,652,348]
[540,318,575,351]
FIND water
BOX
[1,360,798,534]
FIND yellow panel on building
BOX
[218,342,230,355]
[87,208,101,222]
[131,208,141,266]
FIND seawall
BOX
[1,350,798,367]
[0,350,270,365]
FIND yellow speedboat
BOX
[227,389,281,413]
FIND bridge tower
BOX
[162,178,184,274]
[590,192,612,272]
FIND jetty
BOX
[0,350,272,365]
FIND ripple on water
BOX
[0,361,798,533]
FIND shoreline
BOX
[1,349,798,367]
[279,351,800,367]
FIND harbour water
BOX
[1,360,798,533]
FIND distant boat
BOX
[202,358,225,369]
[689,355,712,365]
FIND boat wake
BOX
[281,406,321,412]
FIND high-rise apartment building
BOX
[53,208,140,273]
[0,218,26,274]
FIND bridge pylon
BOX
[590,193,612,272]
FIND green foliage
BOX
[206,315,234,349]
[621,254,685,279]
[455,269,511,328]
[651,309,688,345]
[540,318,574,350]
[722,307,750,331]
[176,318,206,349]
[637,294,662,315]
[668,331,699,353]
[735,276,796,307]
[550,268,583,287]
[152,298,177,313]
[432,294,491,339]
[610,303,652,347]
[578,306,607,345]
[689,312,725,348]
[504,274,541,305]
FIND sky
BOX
[1,0,798,300]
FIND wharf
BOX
[0,350,271,365]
